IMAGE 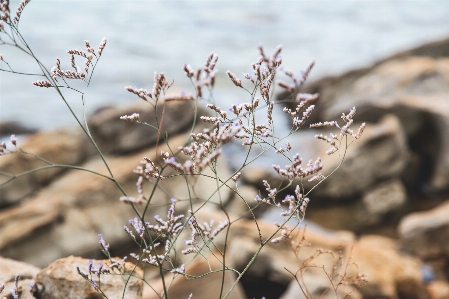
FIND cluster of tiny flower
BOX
[119,113,140,122]
[229,97,259,116]
[125,71,174,103]
[227,102,273,145]
[310,106,365,155]
[184,52,218,98]
[0,0,10,22]
[271,223,289,243]
[134,156,165,181]
[32,80,52,88]
[125,199,186,269]
[98,234,110,253]
[284,185,310,217]
[182,212,229,255]
[275,141,292,154]
[14,0,30,24]
[200,103,227,124]
[240,45,283,101]
[278,61,315,93]
[255,182,309,219]
[119,176,146,204]
[76,260,112,292]
[231,172,241,183]
[288,105,315,128]
[158,120,242,175]
[0,135,17,156]
[272,154,323,180]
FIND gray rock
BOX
[357,179,407,227]
[88,99,201,155]
[399,199,449,260]
[0,121,38,135]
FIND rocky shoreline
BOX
[2,37,449,299]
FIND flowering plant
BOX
[0,1,366,298]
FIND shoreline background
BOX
[1,1,449,130]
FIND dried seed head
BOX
[231,172,241,183]
[226,70,242,87]
[13,0,30,24]
[32,80,52,88]
[98,37,106,55]
[120,113,140,122]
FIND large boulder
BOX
[35,256,142,299]
[399,199,449,261]
[301,56,449,194]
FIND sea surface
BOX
[1,0,449,130]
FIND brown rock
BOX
[0,130,90,207]
[398,199,449,260]
[35,256,142,299]
[427,280,449,299]
[354,235,426,299]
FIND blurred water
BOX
[1,0,449,130]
